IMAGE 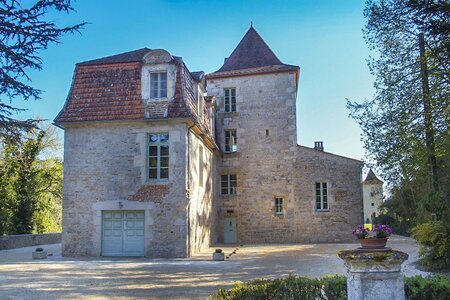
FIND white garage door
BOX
[102,211,145,256]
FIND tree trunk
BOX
[418,32,438,192]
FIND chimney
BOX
[314,141,324,151]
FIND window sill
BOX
[275,212,284,216]
[146,97,169,102]
[315,209,330,212]
[146,180,170,185]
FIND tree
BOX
[347,0,449,223]
[0,0,85,139]
[0,123,63,234]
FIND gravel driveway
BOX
[0,235,428,299]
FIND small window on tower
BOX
[275,197,283,215]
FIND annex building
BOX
[55,26,363,257]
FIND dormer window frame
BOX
[149,71,168,100]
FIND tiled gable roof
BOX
[207,26,299,79]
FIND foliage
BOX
[375,213,413,236]
[347,0,449,265]
[411,221,450,270]
[211,275,450,300]
[0,0,85,140]
[405,275,450,300]
[0,124,62,235]
[211,275,347,300]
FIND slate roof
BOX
[207,26,299,79]
[363,169,383,184]
[190,71,204,82]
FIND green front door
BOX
[102,210,145,256]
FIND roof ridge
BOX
[77,48,152,66]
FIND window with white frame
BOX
[224,88,236,112]
[315,182,328,211]
[150,72,167,99]
[221,174,237,195]
[199,145,204,187]
[224,129,237,152]
[275,197,283,214]
[198,89,204,120]
[148,133,169,180]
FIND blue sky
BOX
[17,0,374,161]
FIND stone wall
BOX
[207,71,362,244]
[62,120,189,257]
[0,233,61,250]
[187,131,216,255]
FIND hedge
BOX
[211,275,450,300]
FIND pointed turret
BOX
[363,169,383,184]
[207,25,299,79]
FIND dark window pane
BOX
[160,72,167,81]
[323,182,327,189]
[221,188,228,195]
[160,157,169,168]
[221,175,228,181]
[225,145,230,152]
[225,89,229,97]
[323,202,328,210]
[160,145,169,156]
[160,168,168,179]
[316,182,320,189]
[231,104,236,112]
[230,174,237,180]
[149,168,157,179]
[149,146,158,156]
[149,157,158,168]
[231,89,236,96]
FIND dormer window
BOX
[150,72,167,99]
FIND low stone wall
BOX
[0,233,61,250]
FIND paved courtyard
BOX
[0,235,428,299]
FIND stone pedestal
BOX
[213,252,225,261]
[32,251,47,259]
[339,250,408,300]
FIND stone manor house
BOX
[55,26,362,257]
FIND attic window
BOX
[150,72,167,99]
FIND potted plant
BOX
[353,224,394,249]
[212,249,225,261]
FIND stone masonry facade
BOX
[55,26,363,258]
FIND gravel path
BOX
[0,235,428,299]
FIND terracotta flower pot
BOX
[359,237,388,249]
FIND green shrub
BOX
[411,221,450,270]
[210,275,347,300]
[405,276,450,300]
[211,275,450,300]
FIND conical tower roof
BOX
[207,25,299,79]
[363,169,383,184]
